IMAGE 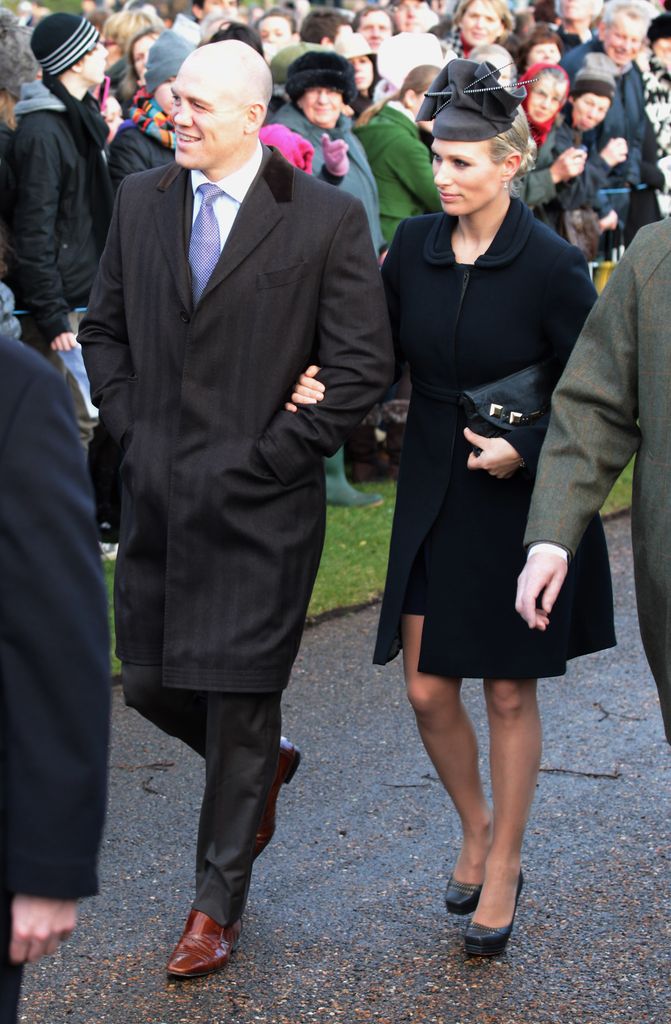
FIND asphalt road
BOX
[21,514,670,1024]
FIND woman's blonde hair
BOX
[355,63,440,127]
[103,10,164,51]
[489,109,536,195]
[453,0,514,36]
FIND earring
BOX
[503,180,509,192]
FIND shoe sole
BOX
[283,747,301,785]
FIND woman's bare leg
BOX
[402,614,492,883]
[471,677,541,928]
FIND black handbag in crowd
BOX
[459,357,561,450]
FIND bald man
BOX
[79,42,393,978]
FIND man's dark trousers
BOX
[122,664,281,925]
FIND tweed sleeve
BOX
[524,239,644,555]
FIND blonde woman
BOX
[288,59,615,957]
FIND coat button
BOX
[179,310,190,323]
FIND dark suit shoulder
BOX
[0,336,75,452]
[284,162,366,221]
[525,214,578,259]
[115,160,182,198]
[561,38,600,81]
[0,334,64,393]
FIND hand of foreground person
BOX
[285,365,324,413]
[9,895,78,964]
[464,428,524,479]
[50,332,79,352]
[516,551,569,630]
[321,134,349,177]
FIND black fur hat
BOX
[285,50,357,107]
[649,13,671,43]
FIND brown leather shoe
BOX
[253,736,301,859]
[166,910,241,978]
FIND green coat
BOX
[354,105,441,245]
[525,218,671,742]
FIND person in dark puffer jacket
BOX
[108,30,194,192]
[9,13,114,448]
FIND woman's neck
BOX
[452,194,511,263]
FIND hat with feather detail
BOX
[416,58,526,141]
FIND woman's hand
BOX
[599,136,628,168]
[464,428,524,479]
[599,209,619,233]
[550,146,587,184]
[285,364,324,413]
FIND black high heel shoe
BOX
[445,876,483,916]
[464,871,524,957]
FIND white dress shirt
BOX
[527,543,569,563]
[190,143,264,253]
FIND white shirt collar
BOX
[190,142,264,205]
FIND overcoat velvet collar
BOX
[152,145,295,310]
[423,197,535,269]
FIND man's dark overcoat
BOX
[80,148,394,692]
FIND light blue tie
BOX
[189,182,223,304]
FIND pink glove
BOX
[321,134,349,177]
[259,124,315,174]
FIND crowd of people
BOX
[0,0,670,1019]
[1,0,670,503]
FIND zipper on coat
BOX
[455,268,470,325]
[450,268,470,383]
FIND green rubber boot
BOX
[324,448,383,507]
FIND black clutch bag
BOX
[460,357,560,446]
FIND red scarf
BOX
[518,62,570,148]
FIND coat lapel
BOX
[151,149,295,308]
[200,148,295,301]
[153,164,193,310]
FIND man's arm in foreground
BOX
[0,353,110,965]
[516,233,648,627]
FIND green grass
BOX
[600,459,634,517]
[103,468,634,675]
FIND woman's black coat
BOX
[373,199,615,678]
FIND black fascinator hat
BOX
[416,59,526,142]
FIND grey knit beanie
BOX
[0,7,38,99]
[144,30,194,95]
[572,53,617,100]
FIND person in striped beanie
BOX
[8,13,114,449]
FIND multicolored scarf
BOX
[129,89,175,150]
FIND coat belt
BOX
[411,376,461,405]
